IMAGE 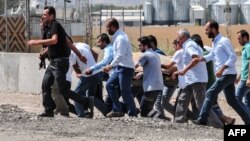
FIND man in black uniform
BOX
[28,6,93,117]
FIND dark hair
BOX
[44,6,56,19]
[107,18,119,29]
[97,33,111,44]
[138,36,151,48]
[191,34,204,49]
[207,20,219,31]
[237,30,249,40]
[148,35,157,47]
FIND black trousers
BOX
[41,58,88,113]
[140,90,161,117]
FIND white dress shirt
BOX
[110,30,134,69]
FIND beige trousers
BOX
[51,82,69,115]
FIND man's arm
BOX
[90,48,98,62]
[216,65,228,77]
[162,61,175,69]
[179,55,201,75]
[40,47,48,58]
[72,63,82,78]
[247,60,250,87]
[28,34,58,46]
[89,46,112,72]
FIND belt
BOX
[50,57,68,61]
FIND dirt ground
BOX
[0,90,244,141]
[0,56,244,141]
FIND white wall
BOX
[0,53,79,93]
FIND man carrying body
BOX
[192,20,250,125]
[174,29,208,123]
[135,36,164,117]
[103,18,137,117]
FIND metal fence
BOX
[30,22,86,37]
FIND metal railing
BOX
[30,22,86,37]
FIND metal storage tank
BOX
[209,0,238,24]
[207,0,219,5]
[172,0,190,23]
[144,0,153,24]
[241,0,250,24]
[153,0,173,25]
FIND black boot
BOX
[38,111,54,117]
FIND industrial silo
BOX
[240,0,250,24]
[172,0,190,23]
[209,0,238,24]
[153,0,174,25]
[144,0,153,25]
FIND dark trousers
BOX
[140,90,161,117]
[41,58,88,113]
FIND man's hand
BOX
[76,72,82,78]
[178,70,185,76]
[171,71,179,80]
[235,75,241,84]
[216,68,224,77]
[85,69,93,75]
[161,64,166,69]
[28,40,38,46]
[246,79,250,87]
[103,65,112,73]
[134,72,143,80]
[79,55,87,64]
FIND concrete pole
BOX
[99,5,102,34]
[4,0,8,52]
[64,0,66,27]
[26,0,31,52]
[140,7,142,37]
[122,8,124,31]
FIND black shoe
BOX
[147,110,157,118]
[136,108,140,115]
[38,111,54,117]
[84,112,92,118]
[106,111,125,118]
[60,112,69,117]
[88,96,94,118]
[158,115,171,121]
[191,119,206,125]
[68,103,77,115]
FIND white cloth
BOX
[171,49,185,89]
[67,42,98,79]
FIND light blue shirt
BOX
[138,49,164,92]
[89,44,113,72]
[204,33,237,75]
[110,30,134,69]
[182,38,208,85]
